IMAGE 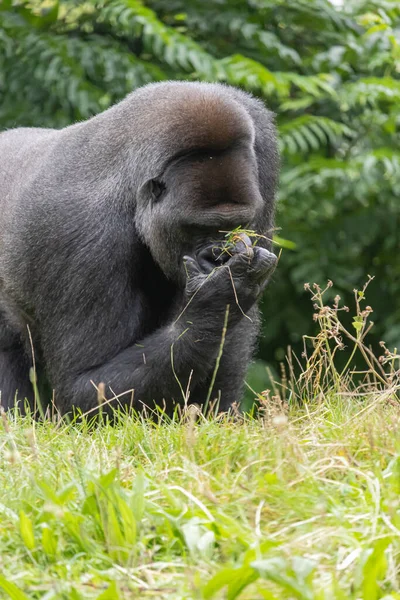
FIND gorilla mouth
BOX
[215,203,245,212]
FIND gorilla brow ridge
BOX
[160,139,250,175]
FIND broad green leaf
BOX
[42,526,57,557]
[203,567,258,599]
[97,581,121,599]
[115,494,136,543]
[99,468,118,489]
[19,510,35,551]
[361,538,391,600]
[251,557,315,600]
[273,235,297,250]
[0,576,30,600]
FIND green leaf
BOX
[99,468,118,489]
[19,510,35,550]
[69,588,85,600]
[115,494,136,543]
[181,518,215,558]
[203,566,258,599]
[131,469,146,521]
[38,2,59,28]
[257,589,280,600]
[361,538,392,600]
[273,235,297,250]
[0,576,30,600]
[353,316,364,332]
[105,499,126,558]
[42,526,57,557]
[251,557,315,600]
[227,567,259,600]
[97,581,121,599]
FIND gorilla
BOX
[0,81,278,415]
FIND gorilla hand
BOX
[183,239,277,322]
[196,233,254,272]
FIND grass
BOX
[0,281,399,599]
[1,398,400,599]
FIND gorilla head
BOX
[0,81,278,414]
[132,85,269,282]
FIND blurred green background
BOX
[1,0,399,396]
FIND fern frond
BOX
[183,10,302,66]
[279,116,356,154]
[94,0,217,77]
[215,54,288,98]
[340,77,400,107]
[65,35,166,101]
[281,150,400,198]
[0,10,107,124]
[280,72,337,99]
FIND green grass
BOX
[0,281,399,599]
[0,397,400,599]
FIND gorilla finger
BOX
[229,234,254,260]
[183,255,202,279]
[222,250,254,277]
[196,245,225,273]
[251,247,277,280]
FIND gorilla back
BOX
[0,81,279,415]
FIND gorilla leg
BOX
[0,311,33,410]
[0,348,33,410]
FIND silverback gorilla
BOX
[0,81,278,415]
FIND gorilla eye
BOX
[149,178,166,201]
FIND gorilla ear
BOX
[149,178,166,202]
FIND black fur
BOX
[0,82,279,414]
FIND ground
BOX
[0,394,399,600]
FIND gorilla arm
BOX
[53,312,223,414]
[189,306,260,412]
[42,247,275,414]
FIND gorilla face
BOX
[136,143,264,283]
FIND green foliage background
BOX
[1,0,399,385]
